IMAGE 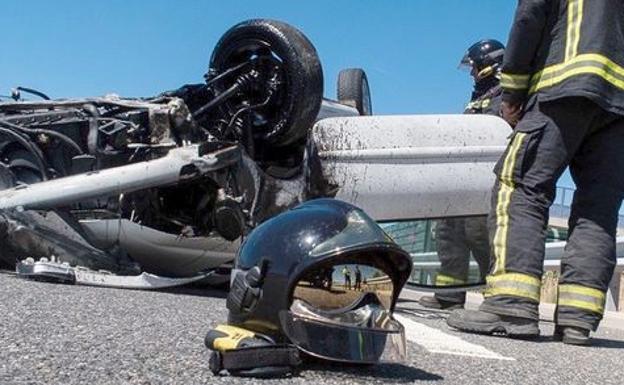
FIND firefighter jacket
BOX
[464,83,502,116]
[500,0,624,115]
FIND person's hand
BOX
[500,100,523,127]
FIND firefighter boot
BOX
[419,295,464,310]
[553,326,591,346]
[447,309,540,337]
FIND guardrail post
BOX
[541,270,558,303]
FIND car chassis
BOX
[0,19,364,286]
[0,19,510,289]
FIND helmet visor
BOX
[279,300,406,363]
[292,263,394,310]
[458,52,473,70]
[282,261,406,363]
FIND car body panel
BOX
[312,114,510,221]
[81,219,239,277]
[2,114,511,279]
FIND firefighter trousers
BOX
[435,216,490,303]
[481,96,624,331]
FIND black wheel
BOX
[337,68,372,115]
[208,19,323,147]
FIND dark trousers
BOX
[435,216,490,303]
[481,96,624,330]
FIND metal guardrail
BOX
[551,186,624,227]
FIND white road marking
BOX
[395,314,515,361]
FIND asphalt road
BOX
[2,270,624,385]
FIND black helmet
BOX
[459,39,505,80]
[226,198,413,363]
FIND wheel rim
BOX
[211,38,291,142]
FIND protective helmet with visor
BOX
[226,198,413,364]
[459,39,505,81]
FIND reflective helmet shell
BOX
[227,198,413,338]
[459,39,505,72]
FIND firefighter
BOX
[419,39,504,310]
[448,0,624,346]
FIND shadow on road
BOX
[539,335,624,348]
[159,285,229,298]
[304,361,443,382]
[1,267,230,298]
[583,337,624,349]
[395,307,449,321]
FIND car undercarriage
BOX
[0,19,369,284]
[0,18,510,291]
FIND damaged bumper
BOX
[16,258,220,289]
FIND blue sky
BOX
[0,1,574,187]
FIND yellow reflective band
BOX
[493,183,513,274]
[465,101,478,110]
[565,0,583,61]
[558,284,606,314]
[492,133,527,274]
[528,0,624,95]
[565,0,574,60]
[574,0,584,57]
[488,273,541,286]
[532,53,624,80]
[527,0,624,95]
[559,284,606,299]
[484,273,541,302]
[485,287,540,302]
[435,274,466,286]
[500,72,531,90]
[558,299,603,313]
[531,61,624,94]
[465,99,491,111]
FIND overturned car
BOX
[0,19,511,289]
[0,19,374,285]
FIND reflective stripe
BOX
[465,98,491,111]
[435,274,466,286]
[565,0,583,61]
[465,101,479,111]
[492,133,527,274]
[529,0,624,94]
[573,0,583,57]
[500,73,531,91]
[484,273,541,302]
[530,54,624,93]
[558,284,606,314]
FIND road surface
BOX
[1,271,623,385]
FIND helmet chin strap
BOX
[476,61,502,81]
[472,67,501,100]
[476,65,495,81]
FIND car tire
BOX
[209,19,323,147]
[337,68,372,115]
